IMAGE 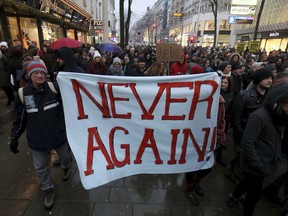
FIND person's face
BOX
[281,101,288,114]
[95,57,101,62]
[204,61,210,67]
[258,77,273,89]
[30,71,46,87]
[113,62,121,68]
[138,62,146,68]
[276,59,282,66]
[102,57,106,63]
[0,45,7,51]
[221,79,229,90]
[232,55,239,62]
[57,58,64,67]
[233,68,243,76]
[252,65,261,72]
[223,65,232,74]
[272,70,277,77]
[42,47,47,52]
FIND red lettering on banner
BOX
[134,128,163,164]
[109,127,131,167]
[189,80,218,120]
[107,83,131,119]
[84,127,114,176]
[168,129,180,164]
[160,82,193,120]
[71,80,110,119]
[179,128,210,163]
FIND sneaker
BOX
[185,189,199,206]
[62,160,71,181]
[44,188,55,209]
[194,182,204,197]
[226,193,243,216]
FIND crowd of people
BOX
[1,39,288,215]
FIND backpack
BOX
[18,82,57,104]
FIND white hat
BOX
[93,50,101,58]
[0,41,8,49]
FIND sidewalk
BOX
[0,90,282,216]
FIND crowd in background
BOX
[1,39,288,215]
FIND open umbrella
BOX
[97,43,123,54]
[50,38,82,50]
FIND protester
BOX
[169,54,187,75]
[88,51,107,75]
[227,83,288,216]
[217,61,232,77]
[126,56,147,76]
[9,60,72,209]
[145,61,165,76]
[227,68,273,184]
[107,57,125,76]
[0,50,14,106]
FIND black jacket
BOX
[11,81,67,150]
[240,84,288,176]
[231,87,265,138]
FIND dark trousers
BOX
[233,173,264,216]
[186,168,212,189]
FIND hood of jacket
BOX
[56,47,85,73]
[263,83,288,112]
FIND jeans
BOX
[30,143,71,190]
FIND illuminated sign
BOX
[231,0,257,5]
[172,12,184,17]
[229,16,254,24]
[230,5,256,15]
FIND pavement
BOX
[0,90,284,216]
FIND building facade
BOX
[234,0,288,52]
[0,0,94,48]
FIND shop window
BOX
[9,17,39,49]
[204,20,215,30]
[42,21,64,43]
[220,20,231,30]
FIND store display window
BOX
[42,21,64,43]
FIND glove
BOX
[9,137,19,154]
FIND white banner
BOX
[57,72,221,189]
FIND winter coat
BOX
[217,95,226,145]
[170,58,188,75]
[240,84,288,176]
[231,87,266,138]
[11,81,67,150]
[0,51,10,88]
[88,62,107,75]
[107,65,124,76]
[220,89,234,124]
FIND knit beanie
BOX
[190,65,205,74]
[138,56,146,63]
[26,60,47,77]
[231,63,243,71]
[23,56,33,73]
[218,61,231,71]
[264,64,277,72]
[93,50,101,58]
[113,57,122,65]
[0,41,8,48]
[252,68,273,84]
